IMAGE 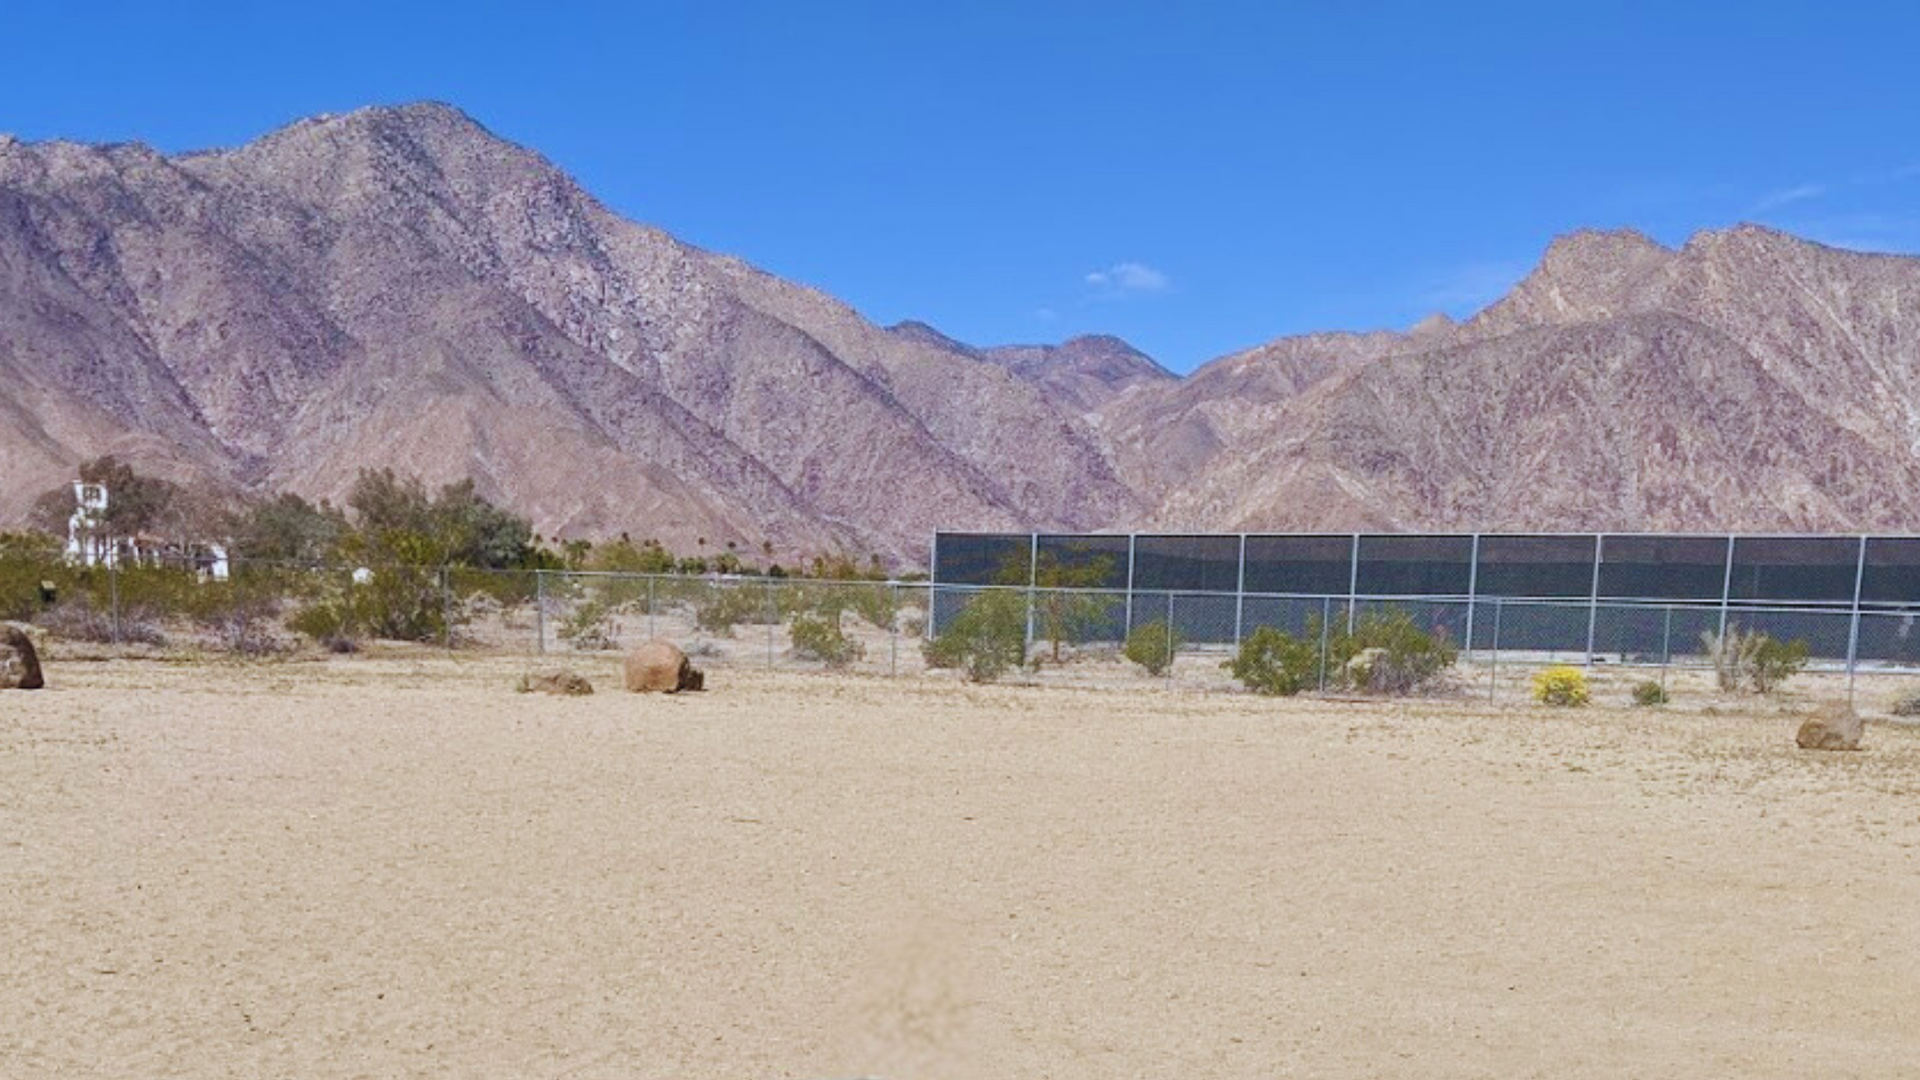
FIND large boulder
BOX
[517,668,594,696]
[623,639,705,693]
[1,622,45,690]
[1795,704,1864,751]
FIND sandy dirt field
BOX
[3,654,1918,1079]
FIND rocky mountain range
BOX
[4,103,1919,561]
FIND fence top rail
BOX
[934,529,1920,541]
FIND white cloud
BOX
[1785,213,1920,254]
[1751,182,1827,213]
[1417,259,1528,317]
[1084,260,1170,297]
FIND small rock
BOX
[1,622,45,690]
[517,669,593,696]
[1795,704,1864,751]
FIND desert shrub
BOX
[287,595,353,646]
[1123,618,1181,676]
[350,563,457,642]
[1532,665,1590,706]
[783,581,899,634]
[1224,626,1320,696]
[842,583,901,632]
[1891,693,1920,717]
[1701,623,1809,693]
[558,597,620,651]
[923,589,1027,682]
[1702,623,1762,691]
[38,600,166,646]
[790,610,864,667]
[1332,608,1458,695]
[1632,680,1670,707]
[203,598,289,657]
[1750,635,1809,694]
[111,565,207,621]
[693,583,770,634]
[0,533,62,621]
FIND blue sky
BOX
[5,1,1918,373]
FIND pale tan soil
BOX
[3,656,1919,1079]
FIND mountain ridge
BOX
[5,102,1920,560]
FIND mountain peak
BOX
[887,320,980,357]
[1467,226,1675,332]
[1540,226,1670,263]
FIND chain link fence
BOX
[6,552,1920,708]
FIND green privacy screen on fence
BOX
[929,532,1920,663]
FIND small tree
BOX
[1028,548,1118,664]
[1123,618,1180,676]
[924,589,1027,682]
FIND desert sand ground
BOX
[3,654,1919,1079]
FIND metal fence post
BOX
[1025,534,1040,658]
[1165,591,1175,688]
[1346,534,1361,635]
[647,575,657,640]
[1584,535,1603,667]
[109,558,122,645]
[1846,535,1867,705]
[441,566,452,651]
[1318,595,1332,692]
[534,569,545,655]
[1718,535,1736,640]
[1233,534,1247,646]
[1660,604,1673,697]
[765,578,775,669]
[890,581,900,677]
[1488,597,1502,703]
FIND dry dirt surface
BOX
[4,656,1919,1079]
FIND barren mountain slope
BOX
[7,103,1920,555]
[1146,226,1920,534]
[0,105,1143,555]
[1097,330,1411,494]
[1155,309,1920,533]
[974,334,1174,415]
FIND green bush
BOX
[924,589,1027,682]
[1750,635,1809,694]
[790,610,864,667]
[693,584,770,634]
[1333,608,1458,695]
[353,564,456,642]
[1701,623,1810,694]
[1224,626,1320,696]
[0,533,62,621]
[1123,618,1180,676]
[1632,680,1670,707]
[558,597,620,650]
[287,595,353,646]
[282,566,463,646]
